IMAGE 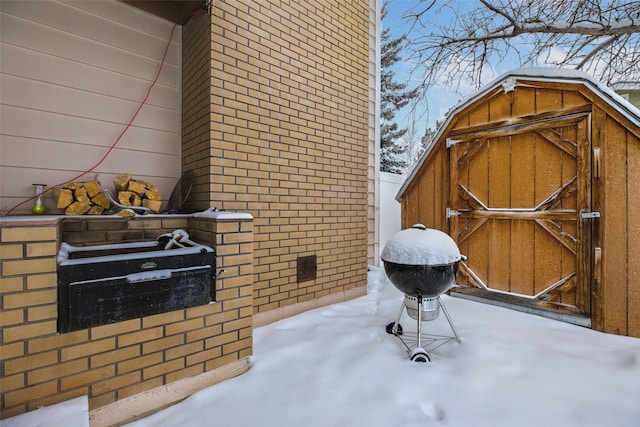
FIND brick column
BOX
[188,210,254,369]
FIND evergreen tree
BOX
[380,2,418,174]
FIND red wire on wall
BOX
[3,10,191,216]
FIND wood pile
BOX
[113,173,162,213]
[55,173,163,215]
[56,180,111,215]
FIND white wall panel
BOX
[1,43,178,109]
[1,106,179,154]
[0,0,181,215]
[2,74,178,131]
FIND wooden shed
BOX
[397,68,640,338]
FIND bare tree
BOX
[403,0,640,95]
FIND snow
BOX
[57,241,213,266]
[3,396,89,427]
[6,267,640,427]
[381,224,461,265]
[126,266,640,427]
[192,209,253,221]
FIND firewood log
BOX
[57,189,74,209]
[113,173,163,213]
[113,173,132,192]
[64,201,91,216]
[57,181,111,215]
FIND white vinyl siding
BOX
[0,0,181,214]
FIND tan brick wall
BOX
[182,0,371,315]
[182,9,213,206]
[60,216,190,246]
[0,217,252,419]
[368,0,379,267]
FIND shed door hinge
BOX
[446,208,460,219]
[580,211,600,219]
[446,138,462,148]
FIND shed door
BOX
[449,112,592,317]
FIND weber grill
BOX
[382,224,463,362]
[57,230,216,333]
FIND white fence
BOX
[379,171,405,259]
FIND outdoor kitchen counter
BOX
[0,215,66,226]
[0,213,193,227]
[0,209,255,425]
[0,210,253,226]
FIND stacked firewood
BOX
[113,173,162,213]
[56,180,111,215]
[55,173,163,215]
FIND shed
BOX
[396,68,640,338]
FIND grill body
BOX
[382,260,459,298]
[381,224,462,362]
[57,239,215,333]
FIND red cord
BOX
[4,19,180,216]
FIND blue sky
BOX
[383,1,525,136]
[383,1,461,135]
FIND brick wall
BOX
[182,0,371,316]
[60,216,190,246]
[0,215,253,420]
[182,9,212,208]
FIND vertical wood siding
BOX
[401,78,640,337]
[0,0,181,214]
[600,107,640,337]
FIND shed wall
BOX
[401,143,448,231]
[596,106,640,337]
[401,79,640,338]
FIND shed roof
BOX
[395,68,640,202]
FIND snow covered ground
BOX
[7,266,640,427]
[127,266,640,427]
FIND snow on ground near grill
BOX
[3,396,89,427]
[126,267,640,427]
[381,225,461,265]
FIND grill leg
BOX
[385,300,406,335]
[394,301,404,325]
[416,297,422,348]
[438,297,461,343]
[409,296,430,362]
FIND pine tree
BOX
[380,2,418,174]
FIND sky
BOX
[383,1,527,136]
[383,1,468,135]
[7,266,640,427]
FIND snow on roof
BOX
[395,68,640,202]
